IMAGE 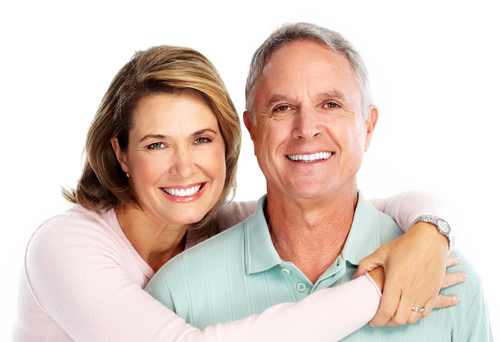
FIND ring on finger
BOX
[412,306,424,313]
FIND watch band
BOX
[414,215,453,250]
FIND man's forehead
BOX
[253,40,361,105]
[264,40,348,68]
[259,42,354,82]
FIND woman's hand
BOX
[355,222,466,326]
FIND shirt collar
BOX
[245,195,283,275]
[244,192,385,274]
[341,191,382,266]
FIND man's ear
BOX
[243,111,257,142]
[364,106,379,152]
[110,137,129,173]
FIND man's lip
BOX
[286,151,334,162]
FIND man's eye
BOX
[324,102,340,108]
[147,142,165,149]
[275,105,291,112]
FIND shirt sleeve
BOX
[369,191,456,248]
[456,285,494,341]
[21,213,381,342]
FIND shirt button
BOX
[281,268,291,276]
[296,283,307,292]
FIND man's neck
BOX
[266,187,358,284]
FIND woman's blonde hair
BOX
[63,45,241,238]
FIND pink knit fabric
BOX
[13,192,447,341]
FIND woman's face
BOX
[112,90,226,227]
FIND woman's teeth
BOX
[163,184,202,197]
[287,152,333,162]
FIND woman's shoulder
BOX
[214,200,258,232]
[34,205,113,232]
[26,206,121,256]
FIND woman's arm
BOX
[217,192,460,328]
[369,191,455,244]
[15,212,382,342]
[362,191,460,326]
[217,191,456,243]
[16,196,463,342]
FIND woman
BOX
[13,45,462,341]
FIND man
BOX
[147,23,492,340]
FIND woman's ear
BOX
[110,137,129,173]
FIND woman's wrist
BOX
[368,267,385,293]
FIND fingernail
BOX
[454,296,461,303]
[461,273,468,280]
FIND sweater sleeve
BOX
[369,191,456,248]
[191,274,381,342]
[18,212,380,342]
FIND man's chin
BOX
[282,186,337,201]
[275,179,357,203]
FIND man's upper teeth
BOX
[164,185,201,197]
[288,152,332,162]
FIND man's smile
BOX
[286,152,333,163]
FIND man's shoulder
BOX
[342,248,492,341]
[145,219,250,319]
[441,249,485,302]
[188,219,247,257]
[153,219,248,281]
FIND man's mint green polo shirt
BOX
[146,193,492,341]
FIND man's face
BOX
[244,40,378,202]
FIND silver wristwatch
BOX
[413,215,453,250]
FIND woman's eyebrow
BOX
[139,134,167,143]
[139,129,218,143]
[191,128,218,137]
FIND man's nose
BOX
[292,107,321,140]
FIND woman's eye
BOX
[147,142,165,149]
[194,137,212,144]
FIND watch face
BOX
[437,219,451,234]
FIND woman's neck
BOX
[115,206,189,273]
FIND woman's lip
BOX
[161,182,207,203]
[162,182,204,190]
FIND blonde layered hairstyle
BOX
[63,45,241,238]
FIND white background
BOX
[1,0,498,339]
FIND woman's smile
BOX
[161,182,206,203]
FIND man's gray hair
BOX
[245,22,373,124]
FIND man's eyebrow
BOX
[318,91,346,101]
[262,91,347,112]
[263,95,292,112]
